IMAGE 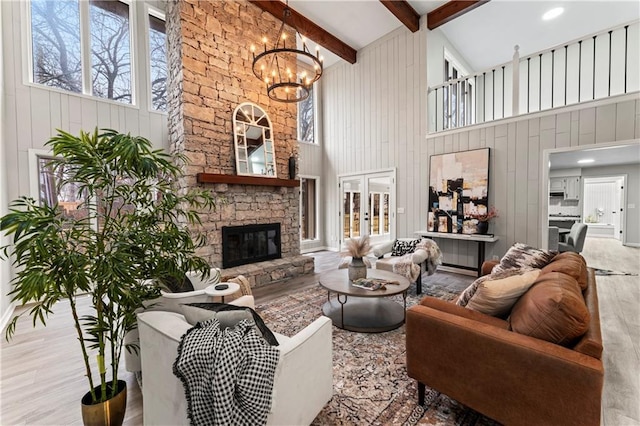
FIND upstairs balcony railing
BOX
[428,21,640,133]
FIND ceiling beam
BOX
[248,0,357,64]
[427,0,490,30]
[379,0,420,33]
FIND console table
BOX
[414,230,499,276]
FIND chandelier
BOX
[250,2,323,103]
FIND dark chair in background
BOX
[558,223,588,253]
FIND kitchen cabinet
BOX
[565,177,581,200]
[550,178,565,192]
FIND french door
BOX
[339,170,395,246]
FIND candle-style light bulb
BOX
[320,55,324,63]
[272,70,276,77]
[262,36,267,44]
[250,44,255,53]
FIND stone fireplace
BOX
[166,0,314,287]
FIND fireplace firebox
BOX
[222,223,281,268]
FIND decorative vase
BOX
[476,221,489,235]
[81,380,127,426]
[288,156,296,180]
[348,257,367,281]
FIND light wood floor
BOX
[1,240,638,425]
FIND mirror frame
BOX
[232,102,277,178]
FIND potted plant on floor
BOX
[0,129,217,426]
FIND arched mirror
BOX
[233,102,277,177]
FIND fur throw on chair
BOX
[392,239,442,282]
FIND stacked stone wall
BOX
[167,0,305,272]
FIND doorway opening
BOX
[582,176,625,241]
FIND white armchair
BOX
[372,238,441,294]
[137,311,333,426]
[124,269,255,373]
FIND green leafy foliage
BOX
[0,128,218,403]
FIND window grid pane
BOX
[31,0,82,92]
[301,178,316,240]
[149,14,167,111]
[297,83,315,143]
[90,0,132,104]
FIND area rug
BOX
[592,267,638,276]
[256,276,499,426]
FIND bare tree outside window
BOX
[90,0,132,104]
[149,14,167,111]
[31,0,82,92]
[297,82,315,143]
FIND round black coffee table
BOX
[319,269,410,333]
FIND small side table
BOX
[204,282,240,303]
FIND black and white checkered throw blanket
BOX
[173,318,279,426]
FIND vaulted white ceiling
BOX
[287,0,640,71]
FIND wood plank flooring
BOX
[1,240,638,425]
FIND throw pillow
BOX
[465,269,542,317]
[541,252,588,290]
[509,272,590,346]
[157,274,194,293]
[182,304,254,329]
[181,303,279,346]
[391,239,419,256]
[492,243,557,274]
[456,268,533,308]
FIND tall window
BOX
[297,80,315,143]
[30,0,82,92]
[443,57,474,129]
[90,0,132,103]
[29,0,163,108]
[301,178,317,240]
[148,12,167,111]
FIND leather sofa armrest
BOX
[405,305,603,426]
[481,260,499,276]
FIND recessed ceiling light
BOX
[578,159,595,164]
[542,7,564,21]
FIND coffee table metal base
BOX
[322,296,406,333]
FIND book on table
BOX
[351,278,400,290]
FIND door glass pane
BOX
[371,193,380,235]
[383,193,389,233]
[351,192,360,237]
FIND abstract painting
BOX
[428,148,490,234]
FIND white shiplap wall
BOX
[425,96,640,267]
[0,1,168,324]
[319,16,640,266]
[320,20,428,249]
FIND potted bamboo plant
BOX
[0,129,217,425]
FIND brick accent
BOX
[166,0,313,282]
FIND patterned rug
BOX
[256,274,499,426]
[592,267,638,276]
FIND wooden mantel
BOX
[197,173,300,188]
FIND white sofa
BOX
[137,311,333,426]
[125,269,255,373]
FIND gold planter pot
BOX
[81,380,127,426]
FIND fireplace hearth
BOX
[222,223,282,268]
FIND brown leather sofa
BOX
[406,252,604,426]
